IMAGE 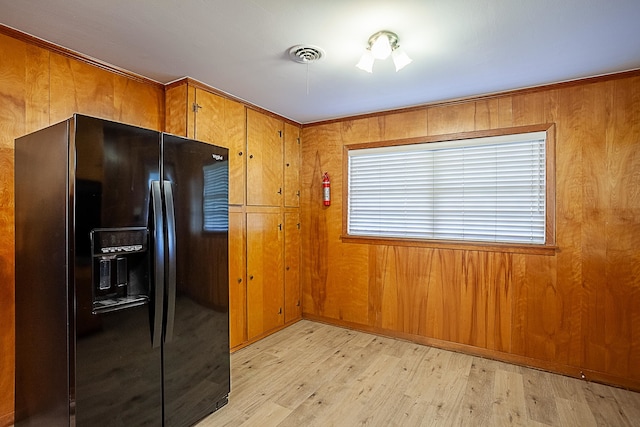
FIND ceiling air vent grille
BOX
[289,45,325,64]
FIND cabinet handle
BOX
[277,187,282,194]
[296,300,300,307]
[286,163,290,167]
[249,154,254,159]
[278,130,283,138]
[249,275,254,280]
[237,278,242,283]
[286,266,290,271]
[238,151,243,156]
[278,307,282,314]
[296,191,300,197]
[278,223,282,231]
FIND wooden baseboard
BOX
[302,313,640,393]
[230,318,303,353]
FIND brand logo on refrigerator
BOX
[212,154,224,161]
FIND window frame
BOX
[341,124,557,255]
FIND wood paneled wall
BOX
[0,27,164,426]
[300,72,640,391]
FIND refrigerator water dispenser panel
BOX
[90,227,149,313]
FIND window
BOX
[346,128,553,247]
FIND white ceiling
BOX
[1,0,639,124]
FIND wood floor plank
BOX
[521,368,560,425]
[582,381,636,426]
[241,401,291,427]
[198,320,640,427]
[491,369,527,426]
[404,348,453,402]
[423,352,473,425]
[611,386,640,423]
[455,357,497,426]
[555,398,598,427]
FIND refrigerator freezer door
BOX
[74,116,163,425]
[161,134,230,427]
[74,306,163,425]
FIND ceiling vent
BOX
[288,45,325,64]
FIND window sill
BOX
[340,235,559,256]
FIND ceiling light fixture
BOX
[356,30,412,73]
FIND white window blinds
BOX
[347,132,546,244]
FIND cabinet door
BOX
[246,212,284,339]
[247,109,283,206]
[228,211,246,348]
[284,123,301,208]
[284,212,301,322]
[164,81,191,137]
[194,88,246,205]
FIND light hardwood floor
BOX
[199,320,640,427]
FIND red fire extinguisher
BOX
[322,172,331,206]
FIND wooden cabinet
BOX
[247,109,283,206]
[284,211,301,322]
[246,211,284,340]
[165,82,246,206]
[193,89,246,206]
[165,79,301,350]
[228,210,246,348]
[284,122,301,208]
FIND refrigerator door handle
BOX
[150,181,165,349]
[163,180,177,343]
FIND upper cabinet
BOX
[165,82,246,205]
[284,122,301,208]
[193,89,246,206]
[246,109,283,207]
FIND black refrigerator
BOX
[14,114,230,426]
